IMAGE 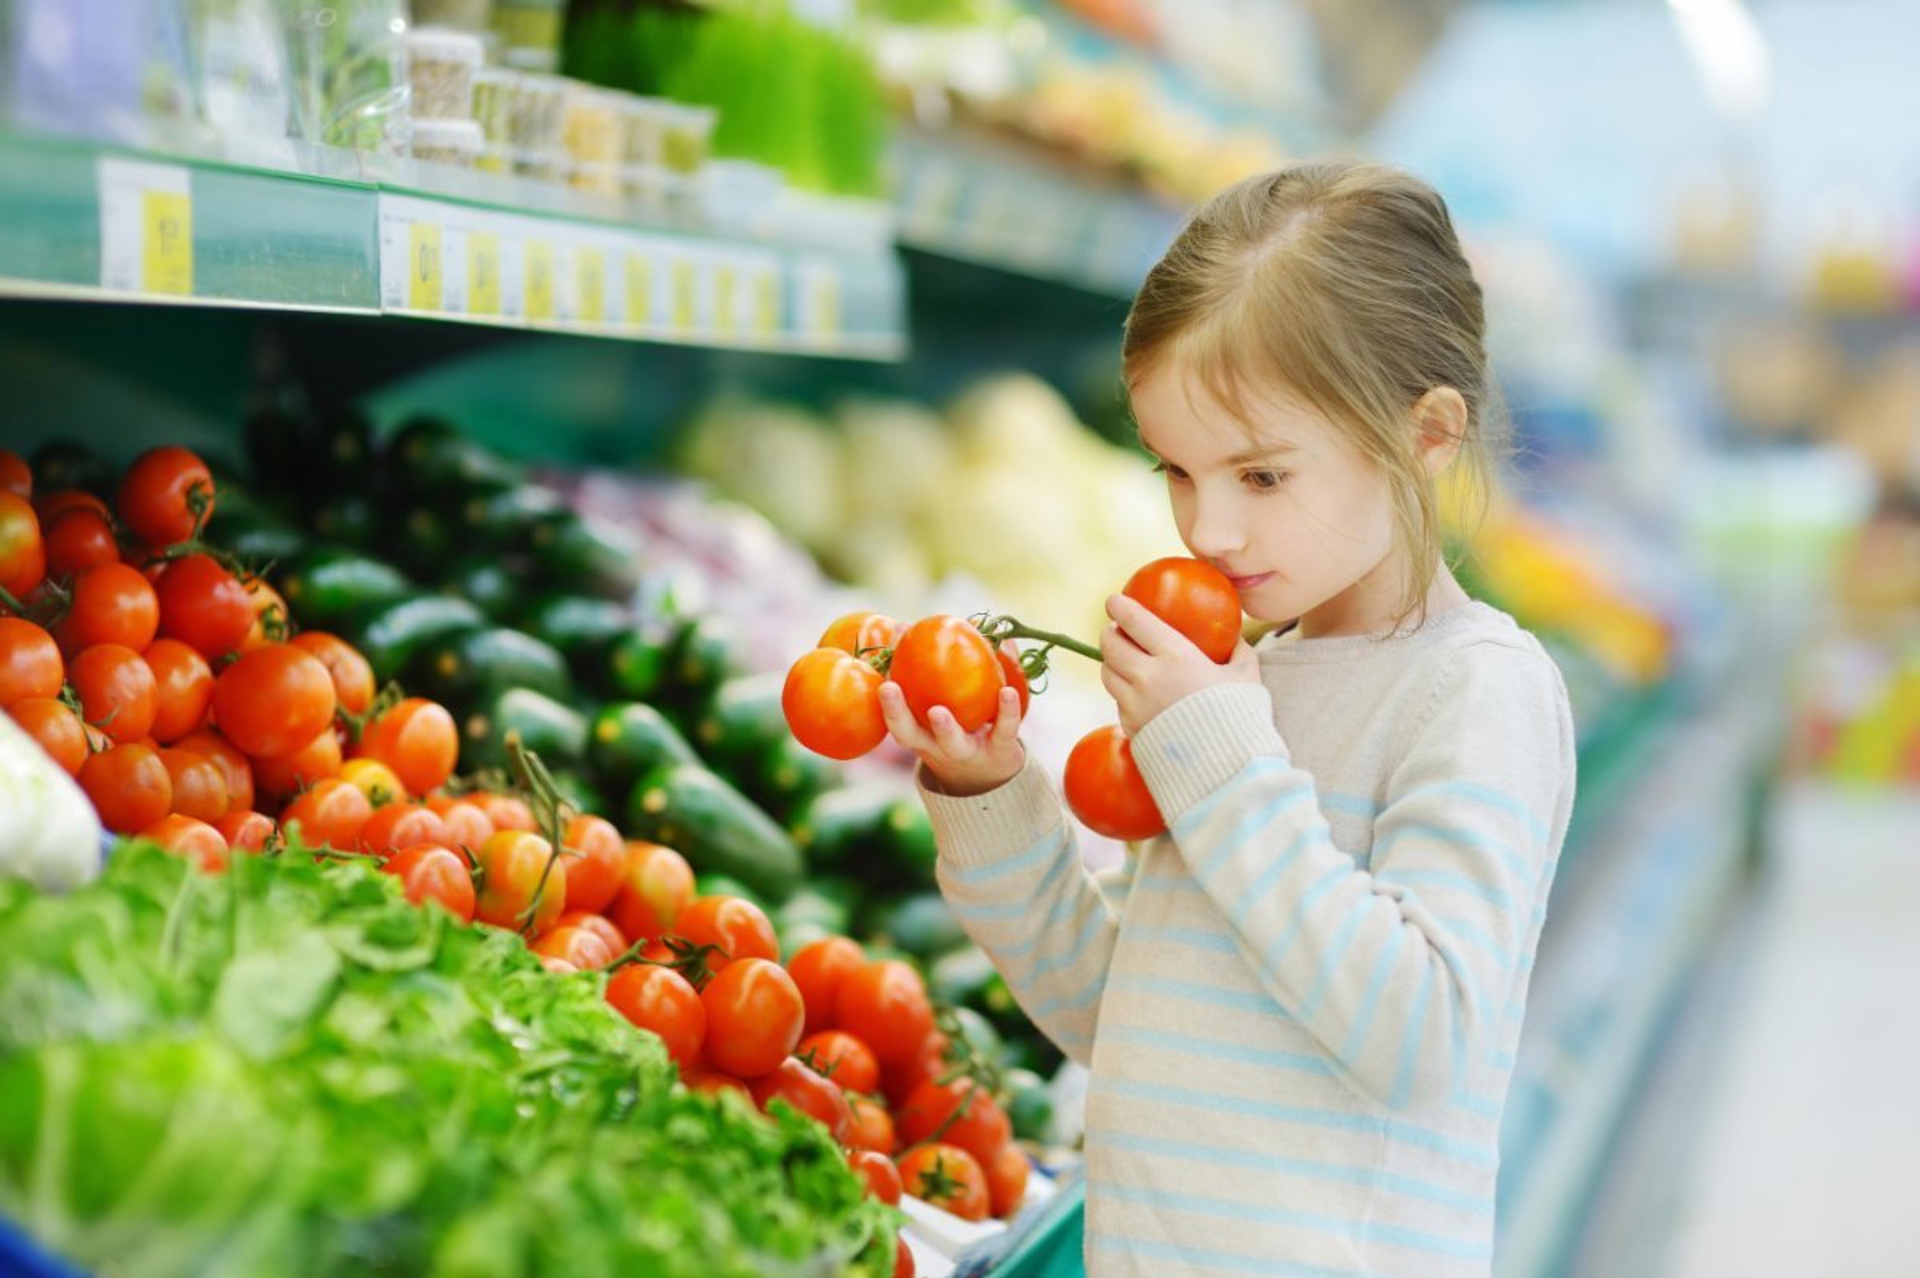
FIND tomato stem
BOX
[975,616,1100,664]
[506,734,572,936]
[0,584,26,616]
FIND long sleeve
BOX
[923,761,1122,1065]
[1128,638,1573,1114]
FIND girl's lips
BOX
[1227,572,1273,591]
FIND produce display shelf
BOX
[0,131,906,360]
[891,125,1183,298]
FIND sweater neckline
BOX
[1256,600,1509,664]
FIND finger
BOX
[989,685,1023,748]
[1100,661,1132,709]
[878,682,937,754]
[1228,638,1262,679]
[926,705,976,756]
[1105,594,1189,657]
[1099,623,1145,678]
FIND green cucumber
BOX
[587,701,701,795]
[406,626,572,705]
[387,416,522,491]
[523,594,631,678]
[345,595,486,683]
[1003,1068,1054,1143]
[692,673,785,768]
[276,549,412,631]
[657,615,742,714]
[790,783,936,887]
[461,686,588,774]
[605,621,675,701]
[527,511,641,599]
[866,891,967,961]
[310,493,381,547]
[773,887,852,952]
[548,770,608,822]
[455,484,567,552]
[625,764,803,905]
[441,555,523,621]
[392,506,460,578]
[222,523,305,571]
[312,410,378,490]
[747,735,839,827]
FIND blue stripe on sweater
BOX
[1226,828,1320,929]
[1107,973,1279,1015]
[1378,822,1533,885]
[1341,922,1408,1063]
[1098,1131,1494,1215]
[1174,755,1296,830]
[1088,1232,1368,1277]
[1298,906,1368,1021]
[1375,869,1511,909]
[1257,863,1351,972]
[1391,961,1434,1110]
[1098,1024,1332,1075]
[1125,923,1241,956]
[943,830,1062,885]
[1192,789,1313,882]
[1090,1181,1493,1260]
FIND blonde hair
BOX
[1122,160,1506,627]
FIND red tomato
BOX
[473,829,566,934]
[289,631,375,718]
[154,554,252,659]
[43,508,119,578]
[214,809,275,853]
[682,1067,751,1100]
[896,1143,989,1222]
[33,489,108,526]
[556,911,627,960]
[888,615,1005,733]
[356,697,457,796]
[212,644,336,760]
[746,1054,850,1142]
[0,618,62,706]
[539,957,577,975]
[797,1029,880,1096]
[1123,557,1242,663]
[995,641,1031,718]
[429,795,494,852]
[605,962,705,1067]
[0,449,28,499]
[354,802,451,856]
[836,959,934,1067]
[673,893,778,969]
[787,935,864,1036]
[985,1141,1031,1218]
[58,562,158,653]
[818,611,903,655]
[116,446,213,548]
[531,924,616,971]
[468,791,535,833]
[896,1077,1012,1172]
[248,726,343,801]
[846,1094,896,1154]
[701,957,805,1079]
[381,843,476,922]
[237,578,288,652]
[342,758,409,807]
[895,1234,914,1278]
[8,696,87,774]
[782,647,886,760]
[79,742,172,833]
[0,492,45,601]
[278,777,373,851]
[142,638,213,743]
[557,813,625,915]
[607,841,695,943]
[848,1147,903,1204]
[1063,724,1165,841]
[886,1036,959,1111]
[157,747,229,822]
[69,642,157,744]
[140,814,229,872]
[172,728,253,815]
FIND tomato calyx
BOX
[505,733,572,937]
[337,679,406,746]
[907,1150,968,1208]
[900,1004,1007,1156]
[609,934,727,990]
[796,1043,840,1081]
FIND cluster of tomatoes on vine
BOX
[782,557,1243,842]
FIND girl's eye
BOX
[1244,470,1288,492]
[1151,461,1190,484]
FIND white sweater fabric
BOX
[924,602,1577,1277]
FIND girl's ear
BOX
[1411,387,1468,476]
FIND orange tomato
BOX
[356,697,457,796]
[142,638,213,744]
[607,840,694,943]
[157,747,229,822]
[278,777,373,851]
[140,814,229,872]
[8,696,87,774]
[79,742,172,833]
[473,829,565,935]
[557,813,625,915]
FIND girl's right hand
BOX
[879,682,1024,798]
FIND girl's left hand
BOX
[1100,594,1263,736]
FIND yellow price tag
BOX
[810,270,842,339]
[714,262,737,336]
[671,259,696,333]
[467,231,501,316]
[576,246,606,324]
[407,222,443,312]
[625,252,652,327]
[754,270,780,338]
[142,190,193,296]
[526,240,556,322]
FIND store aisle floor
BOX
[1567,783,1920,1278]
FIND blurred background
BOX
[2,1,1916,1275]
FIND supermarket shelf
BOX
[892,126,1183,298]
[0,131,906,360]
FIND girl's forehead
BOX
[1133,358,1333,457]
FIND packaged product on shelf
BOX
[3,0,197,146]
[410,117,482,167]
[617,93,670,168]
[562,83,622,193]
[402,26,482,121]
[283,0,408,155]
[412,0,492,33]
[505,70,565,180]
[491,0,563,73]
[660,101,718,175]
[190,0,296,152]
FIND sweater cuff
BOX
[917,758,1068,870]
[1130,683,1289,822]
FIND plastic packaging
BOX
[472,66,515,141]
[562,84,622,168]
[505,71,565,180]
[617,93,671,168]
[410,117,483,167]
[191,0,297,143]
[282,0,408,152]
[412,0,492,32]
[404,27,483,120]
[491,0,564,73]
[4,0,197,146]
[660,101,719,175]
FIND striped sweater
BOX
[924,602,1576,1277]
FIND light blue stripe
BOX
[1379,822,1533,885]
[1488,1048,1516,1071]
[1032,969,1107,1021]
[1299,905,1368,1021]
[1391,961,1434,1110]
[1014,910,1110,979]
[1090,1232,1363,1278]
[1091,1181,1493,1261]
[1434,915,1515,970]
[1092,1076,1497,1166]
[1321,791,1380,819]
[948,896,1031,923]
[1099,1131,1495,1215]
[1194,788,1312,883]
[1258,863,1351,973]
[1135,871,1204,893]
[1407,780,1551,843]
[1099,1024,1333,1076]
[1341,923,1408,1062]
[986,876,1098,958]
[1375,869,1511,909]
[1128,923,1240,955]
[1457,1092,1503,1120]
[945,831,1062,885]
[1173,754,1295,830]
[1108,973,1280,1015]
[1228,828,1319,929]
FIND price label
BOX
[576,245,606,325]
[714,261,737,336]
[98,159,194,296]
[670,258,697,334]
[467,231,502,316]
[525,240,556,322]
[408,222,444,312]
[753,268,781,338]
[625,252,653,328]
[801,264,842,340]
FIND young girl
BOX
[879,160,1577,1277]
